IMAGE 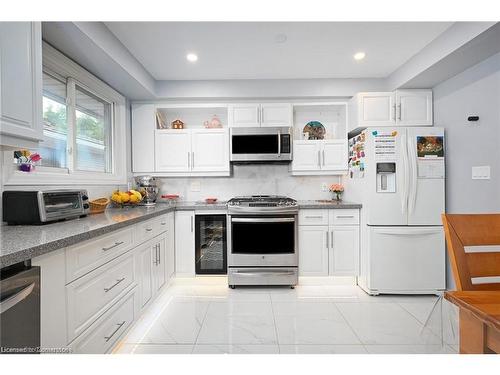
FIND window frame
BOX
[3,42,127,186]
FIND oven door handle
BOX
[0,282,35,314]
[231,217,295,223]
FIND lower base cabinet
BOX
[175,211,195,276]
[298,209,360,277]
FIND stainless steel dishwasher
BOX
[0,262,40,354]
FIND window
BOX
[4,42,126,186]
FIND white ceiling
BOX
[105,22,452,81]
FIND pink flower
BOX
[329,183,344,193]
[29,153,42,162]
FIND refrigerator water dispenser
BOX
[376,163,396,193]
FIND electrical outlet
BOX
[127,181,132,190]
[190,181,201,192]
[472,166,490,180]
[321,183,328,192]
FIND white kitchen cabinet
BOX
[260,103,293,127]
[291,140,348,174]
[137,242,153,308]
[395,90,433,126]
[298,225,329,276]
[155,130,191,172]
[165,212,175,281]
[0,22,43,147]
[298,209,360,277]
[350,90,433,130]
[154,129,230,176]
[191,129,229,172]
[132,104,155,173]
[229,103,292,128]
[330,226,360,276]
[152,237,166,293]
[175,211,195,276]
[228,104,260,127]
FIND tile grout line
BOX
[268,291,282,353]
[190,297,212,353]
[331,301,367,352]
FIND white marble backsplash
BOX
[156,164,342,201]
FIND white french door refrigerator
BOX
[346,127,446,295]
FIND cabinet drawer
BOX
[71,289,136,354]
[330,209,359,225]
[136,215,169,244]
[66,253,135,342]
[299,209,329,226]
[66,228,133,283]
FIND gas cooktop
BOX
[227,195,298,213]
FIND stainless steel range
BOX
[227,195,298,288]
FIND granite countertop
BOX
[1,199,360,268]
[297,200,362,209]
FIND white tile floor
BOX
[114,277,459,354]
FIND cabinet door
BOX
[155,130,191,172]
[330,226,359,276]
[321,140,348,171]
[228,104,260,127]
[298,226,329,276]
[191,129,229,172]
[132,104,156,172]
[0,22,43,143]
[291,141,321,171]
[138,243,153,308]
[175,211,195,276]
[165,213,175,281]
[357,92,395,127]
[260,103,292,127]
[153,239,166,293]
[396,90,433,126]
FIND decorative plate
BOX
[303,121,326,140]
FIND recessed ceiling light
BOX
[354,52,366,61]
[274,34,287,44]
[186,53,198,62]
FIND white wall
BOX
[433,51,500,288]
[156,165,341,202]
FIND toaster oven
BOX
[2,190,90,225]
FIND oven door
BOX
[228,215,298,266]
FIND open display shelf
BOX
[156,105,228,130]
[293,103,347,141]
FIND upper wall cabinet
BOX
[0,22,43,148]
[228,103,292,128]
[349,90,433,131]
[131,104,230,176]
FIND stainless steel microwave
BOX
[230,127,292,163]
[2,190,90,225]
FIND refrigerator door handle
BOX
[373,228,443,236]
[401,134,409,216]
[408,135,418,215]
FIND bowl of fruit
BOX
[111,189,143,206]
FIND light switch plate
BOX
[321,183,328,192]
[472,166,490,180]
[190,181,201,192]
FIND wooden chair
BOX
[442,214,500,291]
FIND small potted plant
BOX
[14,150,41,172]
[329,183,344,201]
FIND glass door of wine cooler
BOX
[195,215,227,274]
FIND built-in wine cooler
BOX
[195,215,227,275]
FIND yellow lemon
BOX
[120,193,130,203]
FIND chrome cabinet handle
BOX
[317,150,321,167]
[192,151,195,167]
[393,104,397,121]
[331,231,333,248]
[336,215,355,219]
[187,152,190,169]
[326,231,329,249]
[104,321,126,342]
[398,104,402,121]
[232,217,295,223]
[158,244,161,265]
[153,244,158,265]
[104,277,125,293]
[305,215,323,219]
[322,150,325,166]
[277,130,281,157]
[145,228,153,232]
[191,216,194,232]
[102,241,124,252]
[161,222,167,226]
